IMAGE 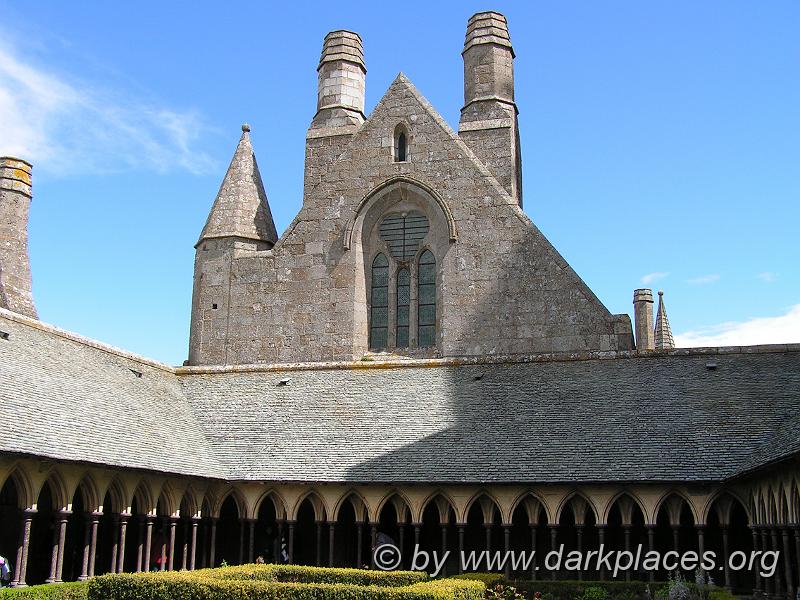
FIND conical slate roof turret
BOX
[654,291,675,350]
[197,124,278,247]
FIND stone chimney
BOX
[632,288,654,351]
[458,11,523,205]
[0,157,37,318]
[305,30,366,194]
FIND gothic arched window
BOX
[417,250,436,347]
[396,268,410,348]
[369,253,389,350]
[394,125,409,162]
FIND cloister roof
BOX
[2,308,799,484]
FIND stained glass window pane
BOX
[379,212,429,261]
[396,267,410,348]
[370,253,389,350]
[417,250,436,348]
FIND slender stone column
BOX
[47,515,61,583]
[597,525,606,581]
[485,523,492,553]
[761,529,772,597]
[168,518,177,571]
[109,515,119,574]
[696,524,705,558]
[550,525,558,581]
[623,525,631,582]
[190,519,199,570]
[54,511,69,583]
[413,524,421,548]
[529,524,537,581]
[782,527,794,600]
[721,526,731,590]
[317,521,324,567]
[576,525,584,581]
[117,515,128,574]
[398,524,405,569]
[143,517,154,572]
[794,527,800,597]
[275,520,283,564]
[209,518,217,568]
[458,525,465,574]
[12,509,34,587]
[440,523,448,576]
[672,525,680,553]
[79,513,92,581]
[770,528,783,597]
[249,519,256,564]
[328,522,336,567]
[356,522,363,568]
[646,525,655,584]
[136,517,145,572]
[503,525,511,580]
[287,521,296,564]
[88,514,100,578]
[238,519,245,565]
[751,527,762,596]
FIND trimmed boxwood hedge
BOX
[86,564,483,600]
[0,582,88,600]
[512,580,652,600]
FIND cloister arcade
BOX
[1,457,798,597]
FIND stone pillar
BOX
[576,525,584,581]
[529,524,537,581]
[168,518,177,571]
[79,513,91,581]
[413,524,421,549]
[316,522,324,567]
[458,525,466,575]
[770,528,783,597]
[623,525,631,582]
[794,528,800,598]
[109,515,119,574]
[484,523,492,553]
[782,527,794,600]
[159,519,167,571]
[275,520,283,564]
[287,521,296,564]
[117,515,128,574]
[761,529,772,597]
[88,514,100,578]
[672,525,680,553]
[550,525,558,581]
[209,517,218,568]
[135,517,145,572]
[646,525,655,584]
[751,527,761,596]
[190,519,199,570]
[356,522,363,568]
[181,519,189,571]
[633,289,655,351]
[440,523,448,577]
[54,511,69,583]
[721,526,731,590]
[328,522,335,568]
[696,524,705,558]
[249,519,256,564]
[398,524,405,569]
[238,519,245,565]
[503,525,511,580]
[12,509,34,587]
[597,525,606,581]
[143,517,154,572]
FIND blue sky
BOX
[1,1,798,365]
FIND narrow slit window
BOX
[369,253,389,350]
[394,125,409,162]
[417,250,436,348]
[396,268,410,348]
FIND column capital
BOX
[595,523,608,529]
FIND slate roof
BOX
[2,308,799,484]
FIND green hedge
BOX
[86,564,483,600]
[513,580,652,600]
[0,582,87,600]
[447,574,505,587]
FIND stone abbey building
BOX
[1,11,799,597]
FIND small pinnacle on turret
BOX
[242,123,251,133]
[654,290,675,350]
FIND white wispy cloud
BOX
[757,272,778,283]
[641,272,669,285]
[675,304,800,347]
[686,274,721,285]
[0,34,216,176]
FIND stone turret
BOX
[189,125,276,365]
[304,30,366,195]
[654,291,675,350]
[633,288,654,351]
[0,157,37,318]
[458,11,523,205]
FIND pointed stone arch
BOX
[0,465,35,509]
[556,491,599,525]
[254,488,288,521]
[214,487,248,520]
[332,489,369,522]
[509,491,550,526]
[463,490,503,525]
[374,489,413,524]
[132,480,156,516]
[602,490,648,526]
[416,490,457,524]
[291,490,327,522]
[701,490,751,526]
[37,468,69,512]
[653,490,699,525]
[73,473,101,513]
[102,477,128,515]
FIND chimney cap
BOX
[633,288,654,303]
